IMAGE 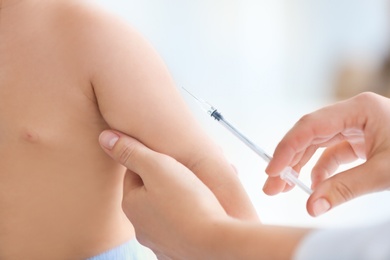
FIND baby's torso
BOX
[0,1,133,259]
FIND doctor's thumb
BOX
[306,161,386,217]
[99,130,147,175]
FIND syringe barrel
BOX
[210,111,272,162]
[211,110,312,195]
[280,167,313,195]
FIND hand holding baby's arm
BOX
[99,131,309,259]
[99,131,230,259]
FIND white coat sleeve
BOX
[293,220,390,260]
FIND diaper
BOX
[87,239,156,260]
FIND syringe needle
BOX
[183,87,313,195]
[182,87,217,115]
[182,87,203,103]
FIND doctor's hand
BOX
[264,92,390,217]
[99,131,230,259]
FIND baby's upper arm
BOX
[73,3,258,221]
[80,5,213,165]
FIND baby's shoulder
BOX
[47,0,121,32]
[46,0,135,53]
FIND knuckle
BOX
[354,92,383,110]
[296,113,313,127]
[117,141,137,166]
[331,180,355,203]
[355,91,377,102]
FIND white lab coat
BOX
[294,220,390,260]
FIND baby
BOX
[0,0,257,258]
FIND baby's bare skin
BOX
[0,1,133,258]
[0,0,257,258]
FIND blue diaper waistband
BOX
[87,240,143,260]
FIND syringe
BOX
[183,88,313,195]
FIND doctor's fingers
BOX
[263,166,301,195]
[290,132,358,172]
[269,132,355,179]
[266,93,370,177]
[307,154,390,217]
[263,139,359,195]
[310,141,360,189]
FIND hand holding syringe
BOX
[183,88,313,195]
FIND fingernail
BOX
[312,198,331,217]
[100,131,119,150]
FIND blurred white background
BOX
[96,0,390,239]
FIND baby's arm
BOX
[79,4,258,220]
